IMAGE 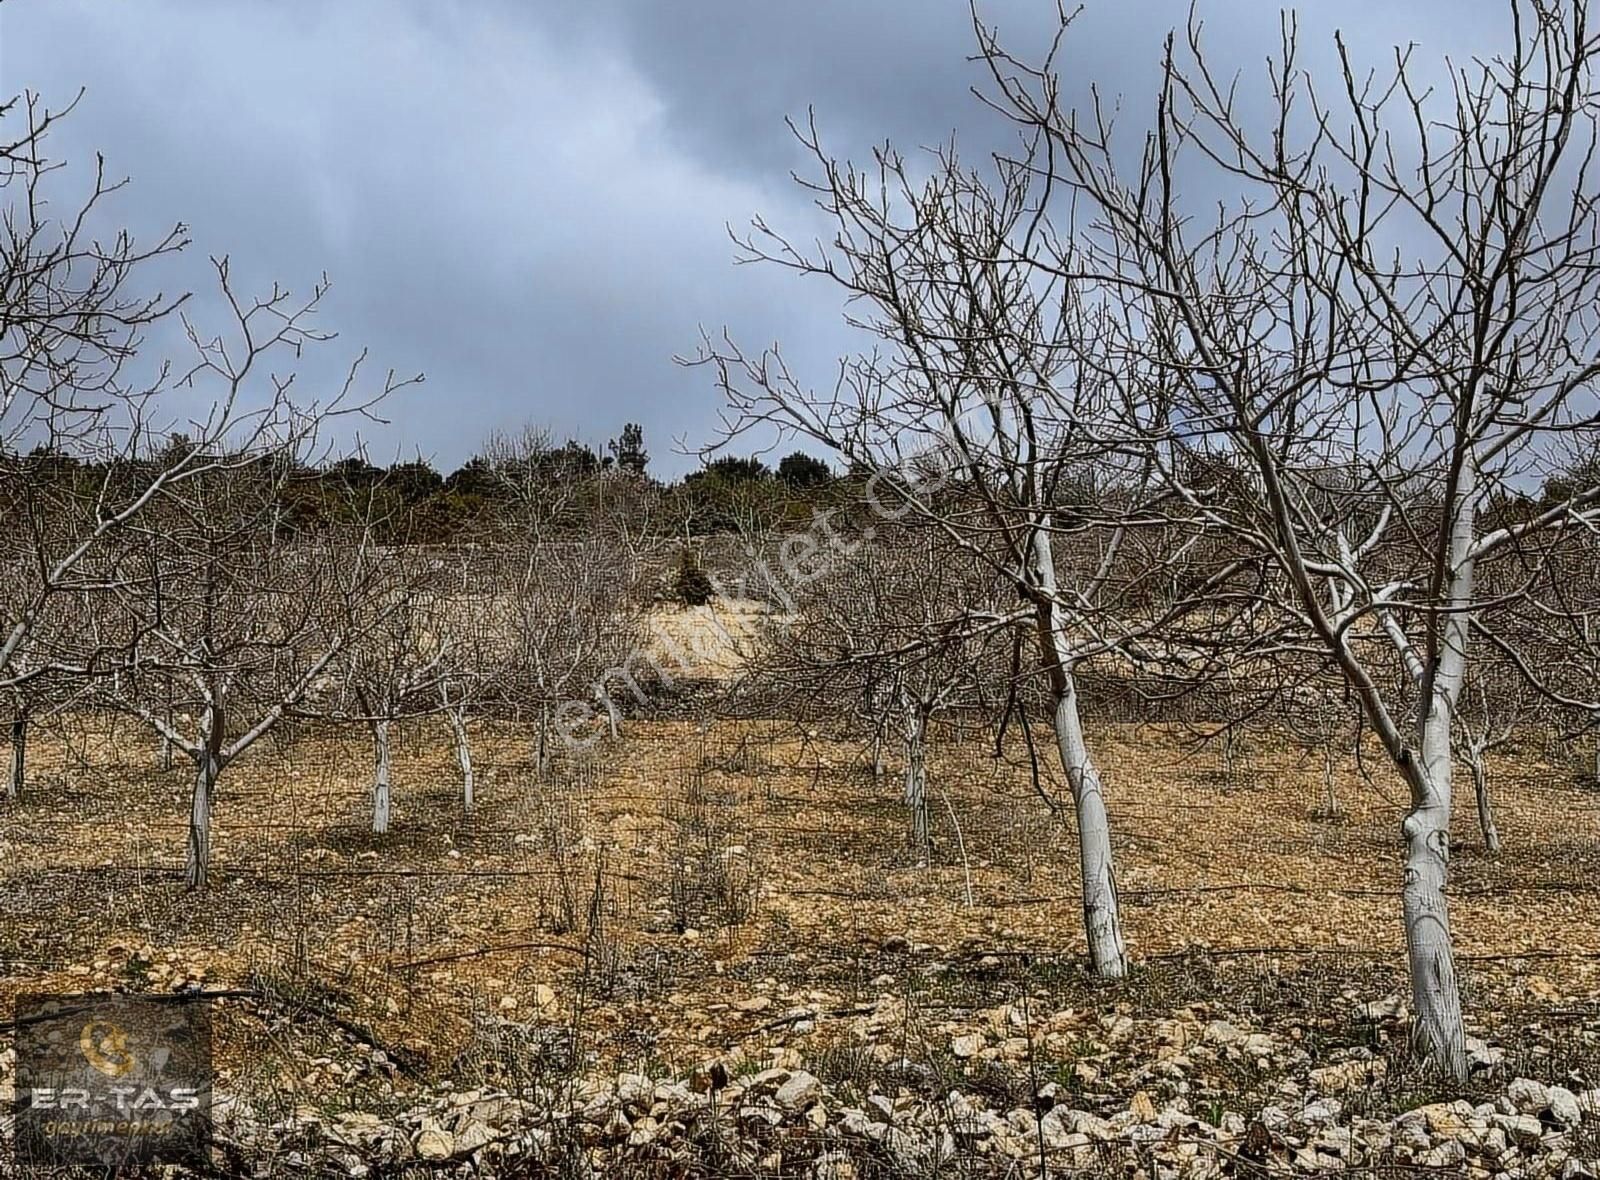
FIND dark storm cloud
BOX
[0,1,1514,474]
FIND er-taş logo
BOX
[78,1019,135,1078]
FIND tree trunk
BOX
[160,680,174,772]
[448,707,474,815]
[903,705,929,857]
[1468,747,1500,854]
[537,701,550,780]
[1052,669,1129,979]
[1394,466,1476,1080]
[1321,741,1342,818]
[7,712,25,802]
[594,686,620,740]
[185,753,220,891]
[372,719,392,835]
[869,681,887,782]
[1402,717,1467,1078]
[1032,527,1128,980]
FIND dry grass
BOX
[1,711,1597,1104]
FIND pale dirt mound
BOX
[643,596,773,680]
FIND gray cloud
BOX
[0,0,1515,474]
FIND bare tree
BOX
[112,481,397,888]
[479,429,641,773]
[762,517,1005,858]
[688,122,1245,977]
[0,91,188,700]
[0,90,185,450]
[1280,677,1360,822]
[434,543,502,817]
[0,535,97,802]
[98,271,415,887]
[1454,658,1543,855]
[0,95,427,810]
[975,0,1600,1073]
[333,543,452,835]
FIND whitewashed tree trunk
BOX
[185,751,220,891]
[1032,527,1127,979]
[1398,468,1474,1079]
[1466,744,1501,854]
[1052,667,1128,979]
[160,680,174,772]
[447,707,474,815]
[7,713,25,801]
[902,704,929,856]
[1403,711,1467,1078]
[371,718,392,835]
[869,680,888,782]
[1321,741,1342,818]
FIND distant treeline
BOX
[0,425,856,543]
[6,423,1593,546]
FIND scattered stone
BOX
[1527,975,1562,1001]
[1204,1019,1246,1046]
[1300,1097,1342,1126]
[415,1122,454,1160]
[189,989,1597,1178]
[1310,1058,1385,1093]
[1509,1077,1553,1115]
[775,1071,821,1110]
[1359,996,1406,1021]
[616,1073,654,1107]
[455,1120,495,1155]
[1495,1112,1546,1146]
[950,1033,985,1059]
[1038,1109,1091,1152]
[1398,1102,1466,1137]
[1419,1138,1467,1168]
[1466,1036,1506,1071]
[1549,1085,1583,1127]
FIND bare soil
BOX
[2,712,1598,1171]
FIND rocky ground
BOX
[6,954,1599,1177]
[210,1059,1600,1179]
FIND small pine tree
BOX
[674,549,714,606]
[609,423,649,475]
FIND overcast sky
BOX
[1,1,1508,475]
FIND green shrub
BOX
[674,549,715,606]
